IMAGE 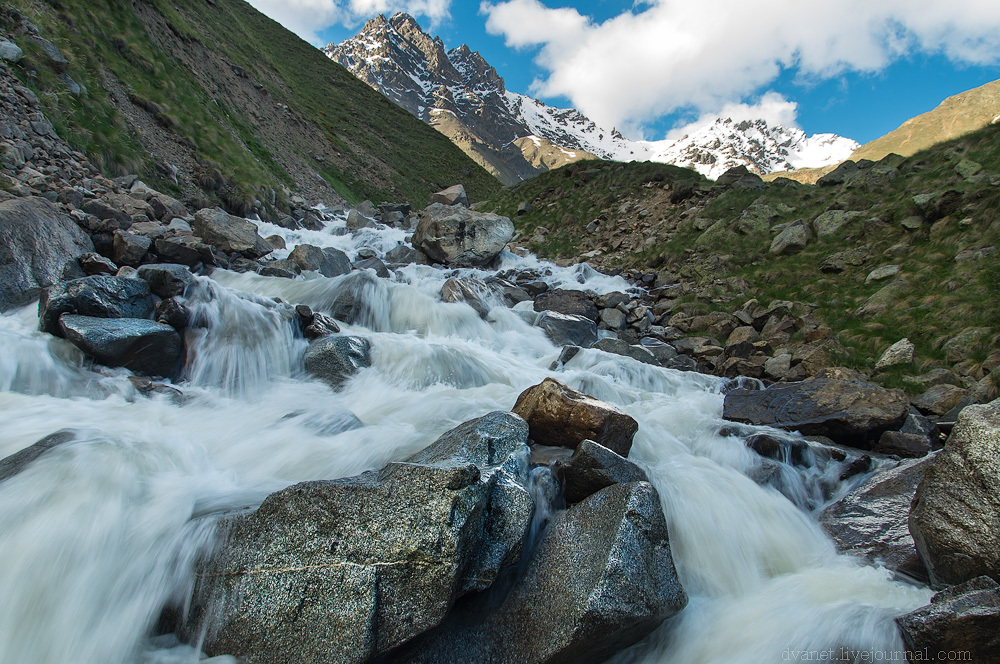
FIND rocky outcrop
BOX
[38,275,154,337]
[0,197,93,311]
[820,455,934,582]
[58,314,183,379]
[302,335,372,389]
[512,378,639,456]
[896,576,1000,661]
[722,379,909,448]
[909,399,1000,587]
[389,481,687,664]
[412,204,513,267]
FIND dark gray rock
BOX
[59,314,182,378]
[537,311,598,348]
[288,244,352,278]
[897,576,1000,662]
[191,208,272,259]
[441,277,495,318]
[0,430,76,484]
[188,461,510,664]
[153,236,207,266]
[294,304,340,339]
[873,431,930,458]
[78,252,118,276]
[412,205,513,267]
[391,481,687,664]
[533,289,599,321]
[112,231,152,267]
[909,399,1000,587]
[38,275,154,337]
[0,197,94,311]
[136,264,195,298]
[562,439,648,503]
[593,338,658,365]
[353,256,390,279]
[722,379,909,448]
[154,297,189,331]
[385,244,421,264]
[820,455,934,582]
[302,335,371,389]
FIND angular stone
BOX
[723,379,909,448]
[0,197,93,311]
[533,289,598,321]
[855,278,910,317]
[536,311,598,348]
[912,384,968,417]
[592,338,658,365]
[441,277,494,318]
[353,256,390,278]
[390,482,687,664]
[38,275,153,337]
[865,264,901,284]
[513,378,638,456]
[153,236,206,266]
[136,264,195,299]
[288,244,352,278]
[302,335,371,389]
[820,456,934,582]
[78,252,118,276]
[811,210,863,239]
[428,184,468,207]
[897,576,1000,662]
[562,439,649,503]
[112,231,152,267]
[191,208,271,259]
[413,205,513,267]
[874,338,915,372]
[909,400,1000,587]
[59,314,182,378]
[769,221,810,255]
[873,431,930,458]
[599,307,626,330]
[346,208,375,231]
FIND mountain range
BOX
[326,13,859,184]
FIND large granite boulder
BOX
[909,399,1000,587]
[390,481,687,664]
[0,197,93,311]
[896,576,1000,661]
[288,244,352,278]
[820,455,934,582]
[191,208,272,259]
[58,315,182,379]
[722,379,909,448]
[412,205,513,267]
[302,335,372,389]
[188,412,535,664]
[513,378,639,456]
[38,276,154,337]
[428,184,468,207]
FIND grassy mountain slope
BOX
[5,0,499,211]
[484,125,1000,385]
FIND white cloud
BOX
[481,0,1000,137]
[246,0,452,45]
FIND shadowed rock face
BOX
[722,378,909,449]
[909,399,1000,588]
[387,481,688,664]
[513,378,639,456]
[38,275,154,337]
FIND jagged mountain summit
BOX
[325,13,858,184]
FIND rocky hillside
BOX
[327,13,856,184]
[0,0,499,215]
[484,125,1000,402]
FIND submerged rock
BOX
[391,481,687,664]
[909,399,1000,587]
[722,379,909,449]
[302,335,372,389]
[58,314,183,379]
[288,244,352,278]
[512,377,639,456]
[38,276,154,337]
[0,430,77,484]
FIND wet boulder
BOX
[896,576,1000,661]
[58,314,182,379]
[820,455,935,582]
[722,379,909,449]
[288,244,352,278]
[38,275,154,337]
[390,481,687,664]
[909,399,1000,587]
[536,311,598,348]
[592,338,659,365]
[562,439,649,503]
[191,208,272,259]
[441,277,495,318]
[513,377,639,456]
[302,335,372,389]
[136,264,195,299]
[0,197,94,312]
[412,205,514,267]
[533,289,598,321]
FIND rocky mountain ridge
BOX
[326,13,858,183]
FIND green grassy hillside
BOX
[4,0,500,210]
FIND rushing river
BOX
[0,211,931,664]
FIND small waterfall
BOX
[0,209,932,664]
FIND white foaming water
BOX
[0,212,930,664]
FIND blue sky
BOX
[253,0,1000,145]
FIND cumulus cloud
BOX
[247,0,451,45]
[481,0,1000,137]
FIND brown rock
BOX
[512,378,638,456]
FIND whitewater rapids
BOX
[0,212,930,664]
